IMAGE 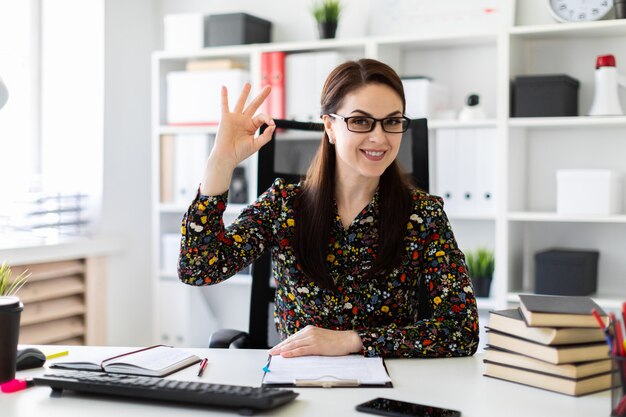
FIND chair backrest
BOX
[248,118,429,349]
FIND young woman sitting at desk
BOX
[178,59,479,359]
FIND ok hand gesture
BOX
[201,83,275,196]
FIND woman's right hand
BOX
[200,83,275,196]
[209,83,275,169]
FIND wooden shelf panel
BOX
[20,316,85,345]
[21,295,85,326]
[11,259,85,282]
[19,275,85,303]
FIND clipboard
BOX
[261,355,393,388]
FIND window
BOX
[0,0,103,240]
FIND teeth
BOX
[364,150,384,157]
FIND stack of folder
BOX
[483,294,612,396]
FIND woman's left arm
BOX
[357,196,480,358]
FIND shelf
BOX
[152,19,626,345]
[448,213,497,221]
[154,44,255,60]
[428,119,498,129]
[510,19,626,40]
[158,125,218,135]
[159,203,248,214]
[508,212,626,224]
[375,31,497,49]
[508,116,626,129]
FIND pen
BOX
[45,350,69,360]
[262,356,271,373]
[592,308,613,350]
[197,358,208,377]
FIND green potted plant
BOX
[311,0,342,39]
[0,262,29,297]
[465,248,495,298]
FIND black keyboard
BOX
[33,371,298,415]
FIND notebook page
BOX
[263,355,391,385]
[106,346,193,370]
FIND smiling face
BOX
[323,83,404,186]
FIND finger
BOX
[220,86,230,113]
[280,346,313,358]
[269,334,298,353]
[233,83,251,113]
[243,85,272,116]
[254,124,275,150]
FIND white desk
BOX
[2,346,610,417]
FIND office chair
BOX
[208,118,429,349]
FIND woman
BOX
[179,58,479,358]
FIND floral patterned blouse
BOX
[178,178,479,358]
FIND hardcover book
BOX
[488,309,605,345]
[484,361,612,396]
[518,294,607,328]
[487,330,610,364]
[484,347,611,379]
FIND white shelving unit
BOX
[151,20,626,342]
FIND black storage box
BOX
[534,249,599,296]
[205,13,271,47]
[513,74,580,117]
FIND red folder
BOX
[261,51,285,118]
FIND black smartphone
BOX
[355,397,461,417]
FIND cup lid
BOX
[0,296,22,309]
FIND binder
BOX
[456,128,478,214]
[435,128,459,214]
[261,51,286,119]
[474,128,497,214]
[173,134,209,206]
[261,354,393,388]
[285,51,344,121]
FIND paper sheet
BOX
[263,355,392,386]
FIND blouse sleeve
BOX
[357,195,480,358]
[178,178,286,286]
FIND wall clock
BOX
[548,0,614,22]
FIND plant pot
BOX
[473,276,492,298]
[317,21,338,39]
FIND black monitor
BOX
[258,118,429,194]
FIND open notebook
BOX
[262,355,393,388]
[50,345,201,377]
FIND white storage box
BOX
[166,69,249,125]
[402,77,450,119]
[557,169,623,215]
[163,14,206,51]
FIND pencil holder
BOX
[611,356,626,416]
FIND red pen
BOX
[197,358,208,377]
[592,308,607,329]
[0,378,34,393]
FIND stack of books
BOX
[484,294,612,396]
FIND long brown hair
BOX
[293,59,413,289]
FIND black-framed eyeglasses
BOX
[329,113,411,133]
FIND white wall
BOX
[101,0,159,345]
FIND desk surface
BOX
[2,346,610,417]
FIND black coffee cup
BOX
[0,296,24,383]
